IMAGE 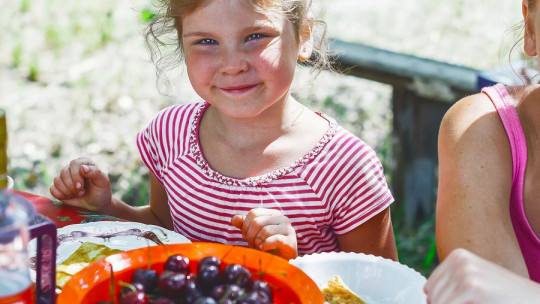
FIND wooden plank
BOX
[329,39,480,102]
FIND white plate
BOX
[289,252,427,304]
[53,222,191,263]
[28,221,191,283]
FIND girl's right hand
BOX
[231,208,298,260]
[49,157,112,213]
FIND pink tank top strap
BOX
[481,83,540,282]
[481,84,527,185]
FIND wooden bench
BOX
[329,39,481,227]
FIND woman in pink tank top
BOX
[424,0,540,303]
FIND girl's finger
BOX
[243,215,280,246]
[58,167,76,191]
[50,184,68,200]
[55,172,78,197]
[69,164,86,192]
[79,164,109,189]
[231,215,245,230]
[259,234,296,260]
[253,222,292,248]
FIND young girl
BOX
[50,0,397,261]
[424,0,540,302]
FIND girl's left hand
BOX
[231,208,297,260]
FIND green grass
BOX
[11,44,22,68]
[27,60,39,82]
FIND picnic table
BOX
[15,190,121,228]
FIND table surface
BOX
[11,190,121,228]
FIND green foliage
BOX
[12,44,22,68]
[391,202,438,277]
[45,25,62,50]
[140,8,156,23]
[99,11,114,46]
[120,171,150,207]
[322,96,347,118]
[27,60,39,82]
[20,0,31,13]
[10,160,52,191]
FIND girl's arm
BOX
[435,93,528,275]
[336,207,398,261]
[103,173,173,229]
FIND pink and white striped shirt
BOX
[137,102,394,255]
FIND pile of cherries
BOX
[99,254,274,304]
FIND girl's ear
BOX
[523,0,537,56]
[298,17,314,62]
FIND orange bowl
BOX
[57,242,324,304]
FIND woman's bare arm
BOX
[435,93,528,276]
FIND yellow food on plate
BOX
[56,241,123,289]
[322,275,367,304]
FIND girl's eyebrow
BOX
[183,24,277,38]
[183,31,212,38]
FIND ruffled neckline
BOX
[189,102,339,186]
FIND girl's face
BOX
[181,0,310,119]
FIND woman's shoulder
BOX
[440,90,507,147]
[438,88,514,187]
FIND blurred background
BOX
[0,0,524,276]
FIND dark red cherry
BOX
[223,264,251,288]
[197,256,221,273]
[118,290,147,304]
[237,290,270,304]
[158,270,188,297]
[184,279,204,304]
[164,254,190,274]
[210,284,243,301]
[120,282,145,296]
[131,269,159,293]
[250,280,272,299]
[197,264,222,291]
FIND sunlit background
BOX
[0,0,524,275]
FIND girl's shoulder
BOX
[145,102,207,130]
[153,101,207,120]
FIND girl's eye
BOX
[199,38,217,45]
[246,33,265,41]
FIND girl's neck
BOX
[203,98,305,150]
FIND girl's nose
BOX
[218,48,249,75]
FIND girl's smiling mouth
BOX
[219,83,260,94]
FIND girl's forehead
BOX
[183,0,284,23]
[190,0,284,13]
